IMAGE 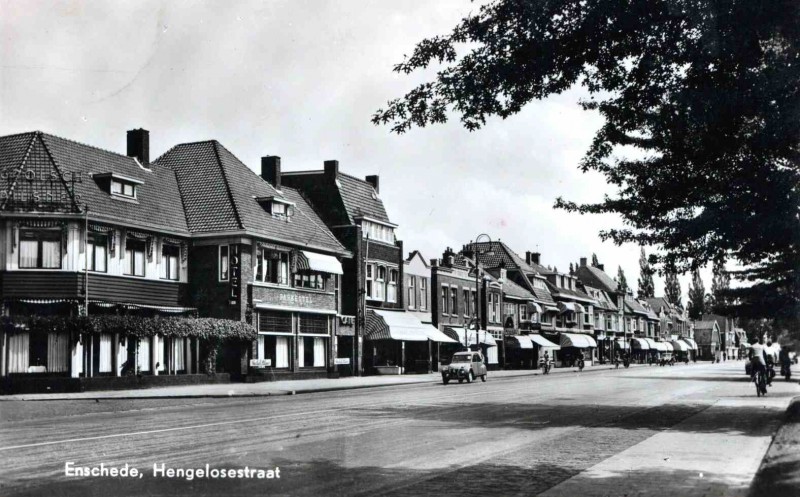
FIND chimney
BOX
[261,156,281,189]
[365,175,379,193]
[324,160,339,181]
[580,257,587,267]
[597,263,605,271]
[430,258,439,267]
[499,268,507,282]
[526,251,541,265]
[127,128,149,166]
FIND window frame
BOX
[18,229,62,270]
[419,278,428,310]
[160,243,180,281]
[441,286,448,315]
[450,287,458,316]
[386,268,398,303]
[407,276,416,309]
[124,238,146,277]
[87,233,107,273]
[219,245,229,281]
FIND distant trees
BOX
[665,268,682,309]
[688,269,707,320]
[637,247,655,299]
[616,266,629,295]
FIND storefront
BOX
[504,333,560,369]
[365,309,456,374]
[558,333,597,367]
[444,326,497,367]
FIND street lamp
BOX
[469,234,494,350]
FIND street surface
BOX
[0,361,796,497]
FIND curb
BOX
[1,362,658,401]
[748,395,800,497]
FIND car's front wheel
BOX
[466,371,473,383]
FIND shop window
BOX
[124,239,146,277]
[259,311,292,333]
[298,336,326,368]
[299,314,328,335]
[19,229,61,269]
[294,271,325,290]
[254,249,289,285]
[407,277,416,309]
[260,335,290,369]
[419,278,428,309]
[87,233,107,272]
[160,244,180,281]
[219,245,229,281]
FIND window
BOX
[519,305,528,322]
[110,179,136,199]
[419,278,428,309]
[87,233,107,272]
[584,310,591,324]
[472,290,477,317]
[450,287,458,315]
[219,245,229,281]
[493,294,500,323]
[505,303,514,317]
[541,312,553,324]
[463,289,471,316]
[361,220,395,244]
[254,249,289,285]
[374,266,386,300]
[124,239,145,277]
[387,269,398,302]
[366,264,374,299]
[441,287,448,315]
[294,272,325,289]
[407,277,416,309]
[259,335,291,369]
[19,229,61,269]
[160,244,179,280]
[272,202,286,216]
[298,336,326,368]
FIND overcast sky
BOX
[0,0,707,303]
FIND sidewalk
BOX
[748,396,800,497]
[0,361,644,401]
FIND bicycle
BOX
[577,358,585,372]
[753,368,768,397]
[539,359,551,375]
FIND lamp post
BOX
[470,234,493,351]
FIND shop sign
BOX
[334,358,350,365]
[250,358,272,367]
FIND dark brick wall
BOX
[281,173,350,230]
[188,244,239,320]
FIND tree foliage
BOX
[616,265,629,294]
[373,0,800,324]
[591,253,600,268]
[637,247,656,299]
[664,268,682,308]
[687,269,706,319]
[709,258,731,313]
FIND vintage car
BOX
[442,351,487,385]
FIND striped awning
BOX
[671,340,690,352]
[444,327,497,347]
[506,335,533,349]
[527,302,543,314]
[529,334,560,349]
[681,338,699,350]
[615,338,630,350]
[89,300,197,314]
[14,298,75,305]
[366,310,456,343]
[561,333,598,348]
[298,251,343,275]
[631,338,650,350]
[558,302,578,314]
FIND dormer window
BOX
[255,196,295,220]
[359,218,397,244]
[94,173,143,200]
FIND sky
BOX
[0,0,708,303]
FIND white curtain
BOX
[313,337,325,367]
[173,338,185,371]
[297,338,305,368]
[95,243,107,272]
[156,335,165,371]
[486,345,499,365]
[257,335,265,360]
[98,334,112,373]
[47,332,70,373]
[138,337,150,371]
[134,250,145,276]
[117,338,128,375]
[19,240,37,268]
[41,240,61,268]
[8,333,30,373]
[276,336,289,368]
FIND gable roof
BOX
[154,141,347,255]
[583,285,618,311]
[337,173,390,224]
[574,264,619,294]
[624,296,651,316]
[463,241,540,275]
[0,131,189,234]
[694,322,720,345]
[546,279,596,304]
[502,278,536,301]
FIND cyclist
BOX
[749,338,768,390]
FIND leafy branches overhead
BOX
[374,0,800,321]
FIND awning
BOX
[681,338,698,350]
[662,342,674,352]
[671,340,689,352]
[445,327,497,347]
[366,310,457,343]
[615,338,630,350]
[529,334,560,349]
[506,335,534,349]
[527,302,543,315]
[652,342,668,352]
[560,333,598,348]
[558,302,578,314]
[300,251,343,275]
[574,303,586,314]
[631,338,650,350]
[544,305,560,313]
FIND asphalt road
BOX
[0,361,796,497]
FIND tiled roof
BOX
[625,296,650,316]
[155,141,347,254]
[583,285,617,311]
[337,173,390,224]
[547,280,595,304]
[0,132,189,234]
[529,280,557,306]
[574,265,619,294]
[693,320,718,330]
[464,241,539,275]
[502,278,535,301]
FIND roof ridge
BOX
[211,142,244,230]
[337,171,372,184]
